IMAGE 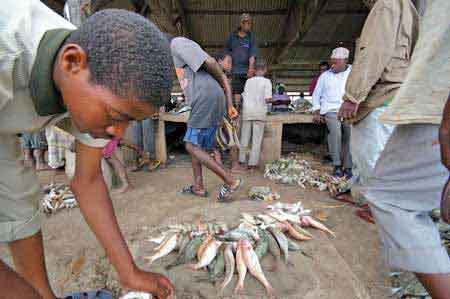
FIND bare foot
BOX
[23,158,35,169]
[116,183,133,194]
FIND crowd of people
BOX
[1,0,449,299]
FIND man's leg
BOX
[230,93,246,172]
[191,151,205,194]
[107,153,132,193]
[342,122,352,171]
[186,142,234,186]
[248,121,265,167]
[325,113,343,171]
[364,124,450,297]
[415,273,450,299]
[0,259,43,299]
[239,120,251,164]
[9,232,56,299]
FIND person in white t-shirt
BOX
[239,60,272,170]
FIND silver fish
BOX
[267,227,289,264]
[241,239,274,296]
[166,235,203,269]
[190,239,222,270]
[144,233,179,265]
[220,244,235,293]
[234,240,247,294]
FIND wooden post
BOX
[260,122,283,167]
[155,117,168,164]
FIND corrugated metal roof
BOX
[185,0,289,11]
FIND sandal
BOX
[218,178,243,202]
[355,208,375,224]
[64,290,112,299]
[180,185,209,198]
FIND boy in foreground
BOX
[1,2,174,298]
[171,37,243,201]
[239,60,272,170]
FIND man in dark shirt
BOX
[225,13,259,172]
[309,61,330,95]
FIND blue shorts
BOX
[184,127,217,150]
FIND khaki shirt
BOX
[343,0,419,123]
[380,0,450,125]
[0,0,107,147]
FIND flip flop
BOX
[333,191,358,206]
[355,208,375,224]
[64,290,112,299]
[218,178,244,202]
[180,185,209,198]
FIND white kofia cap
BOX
[331,47,350,59]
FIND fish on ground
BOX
[220,244,235,293]
[189,239,222,270]
[144,233,179,265]
[234,240,247,294]
[241,239,274,296]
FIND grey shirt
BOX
[170,37,226,128]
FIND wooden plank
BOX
[185,9,288,15]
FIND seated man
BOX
[0,2,174,298]
[312,47,353,177]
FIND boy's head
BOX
[255,59,267,75]
[53,9,173,139]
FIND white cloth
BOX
[242,76,272,121]
[331,47,350,59]
[312,66,352,115]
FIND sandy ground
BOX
[0,155,390,298]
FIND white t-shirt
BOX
[242,76,272,121]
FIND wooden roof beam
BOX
[173,0,191,37]
[185,9,288,15]
[271,0,328,65]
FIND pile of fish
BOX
[290,100,313,114]
[42,184,77,214]
[248,186,280,202]
[264,158,348,195]
[146,202,335,295]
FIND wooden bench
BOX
[155,112,314,166]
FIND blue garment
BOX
[184,127,218,150]
[132,119,155,154]
[20,131,46,149]
[225,31,258,75]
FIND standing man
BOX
[338,0,422,210]
[312,48,353,177]
[309,61,330,95]
[225,13,259,172]
[0,2,174,298]
[353,0,450,296]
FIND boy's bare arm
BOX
[440,95,450,171]
[119,138,143,155]
[265,97,273,103]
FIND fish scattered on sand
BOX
[144,233,179,265]
[220,244,235,293]
[190,239,222,270]
[301,216,336,238]
[267,227,289,265]
[234,241,248,294]
[241,239,274,296]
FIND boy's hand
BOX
[247,68,255,78]
[228,106,239,119]
[123,269,175,299]
[312,111,324,124]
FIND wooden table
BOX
[155,112,314,165]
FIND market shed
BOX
[42,0,369,92]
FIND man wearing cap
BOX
[312,47,353,177]
[225,13,259,172]
[337,0,423,212]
